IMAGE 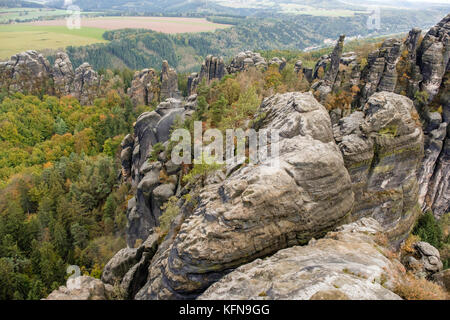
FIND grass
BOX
[0,8,68,23]
[0,25,107,59]
[0,7,104,24]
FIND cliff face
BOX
[417,14,450,101]
[334,92,424,242]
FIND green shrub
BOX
[412,211,443,249]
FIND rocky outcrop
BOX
[136,92,355,300]
[269,57,287,72]
[334,92,424,242]
[312,35,346,100]
[52,52,74,97]
[46,276,113,300]
[226,51,267,74]
[0,50,52,96]
[359,39,403,106]
[417,116,447,210]
[0,50,105,105]
[199,218,403,300]
[121,98,191,248]
[294,60,303,74]
[187,55,226,95]
[71,62,102,105]
[101,232,159,299]
[403,241,443,278]
[160,60,180,101]
[417,14,450,101]
[101,247,144,285]
[127,68,160,106]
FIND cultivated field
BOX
[0,25,107,60]
[0,8,69,24]
[29,17,232,33]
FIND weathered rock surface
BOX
[417,14,450,101]
[313,35,346,100]
[199,218,403,300]
[121,98,192,248]
[334,92,424,242]
[46,276,112,300]
[359,39,403,105]
[227,51,267,74]
[0,50,52,96]
[422,88,450,217]
[404,241,443,277]
[294,60,303,74]
[52,52,74,96]
[269,57,287,72]
[160,60,180,100]
[190,55,226,93]
[101,247,144,285]
[136,92,355,300]
[127,68,160,106]
[71,62,102,105]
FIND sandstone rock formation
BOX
[187,55,226,95]
[101,232,159,299]
[0,50,105,105]
[121,98,191,248]
[226,51,267,74]
[294,60,303,74]
[417,14,450,101]
[0,50,52,96]
[53,52,74,97]
[333,92,424,242]
[160,60,181,100]
[71,62,102,105]
[199,218,403,300]
[127,68,160,106]
[135,92,355,300]
[46,276,113,300]
[312,35,346,100]
[359,39,403,105]
[403,241,443,278]
[269,57,287,72]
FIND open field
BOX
[0,8,69,24]
[0,25,107,60]
[29,17,232,33]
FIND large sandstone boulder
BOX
[334,92,424,242]
[403,241,443,278]
[199,218,403,300]
[135,92,355,300]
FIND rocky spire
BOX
[160,60,181,100]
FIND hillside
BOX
[64,10,445,72]
[0,13,449,301]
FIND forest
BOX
[65,10,445,72]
